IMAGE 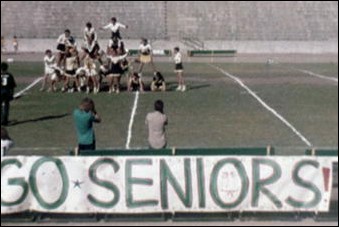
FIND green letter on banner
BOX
[286,160,322,209]
[210,158,249,209]
[252,158,282,208]
[1,159,29,206]
[160,159,193,209]
[29,157,69,210]
[125,159,158,208]
[88,158,120,208]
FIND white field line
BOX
[209,64,313,147]
[125,91,140,149]
[14,77,43,99]
[297,69,338,83]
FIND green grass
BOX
[4,61,338,156]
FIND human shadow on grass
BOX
[8,113,70,127]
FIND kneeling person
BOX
[151,72,166,92]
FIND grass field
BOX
[3,59,338,156]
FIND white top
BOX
[107,53,128,64]
[57,34,68,44]
[139,44,152,55]
[84,27,98,42]
[44,55,56,70]
[57,34,76,47]
[65,56,79,71]
[103,22,127,33]
[174,52,182,64]
[1,139,14,157]
[146,111,168,149]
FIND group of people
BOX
[41,17,186,94]
[1,17,183,154]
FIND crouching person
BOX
[151,72,166,92]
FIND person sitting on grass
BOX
[1,127,14,157]
[151,72,166,92]
[74,98,101,153]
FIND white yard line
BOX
[297,69,338,83]
[14,77,43,99]
[209,64,313,147]
[125,92,140,149]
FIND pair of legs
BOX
[63,75,80,92]
[151,82,166,92]
[1,95,10,125]
[86,75,99,94]
[57,52,66,67]
[128,80,145,93]
[176,71,186,91]
[108,75,121,93]
[138,56,157,74]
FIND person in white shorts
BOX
[41,49,56,92]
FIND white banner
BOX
[1,156,334,214]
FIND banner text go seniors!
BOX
[1,156,334,214]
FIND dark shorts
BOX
[85,44,100,59]
[175,63,184,70]
[78,141,96,152]
[66,70,76,76]
[57,44,66,52]
[111,31,122,40]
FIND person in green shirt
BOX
[74,98,101,152]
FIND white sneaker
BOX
[181,85,187,92]
[176,85,182,91]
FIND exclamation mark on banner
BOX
[322,167,330,192]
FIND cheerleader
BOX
[173,47,186,92]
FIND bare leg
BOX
[138,63,144,74]
[40,75,48,91]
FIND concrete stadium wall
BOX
[1,1,338,41]
[1,39,338,54]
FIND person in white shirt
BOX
[1,127,14,157]
[106,49,128,94]
[63,48,81,93]
[41,49,57,92]
[138,38,156,74]
[77,56,99,94]
[56,29,76,66]
[101,17,128,40]
[173,47,186,92]
[84,22,98,43]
